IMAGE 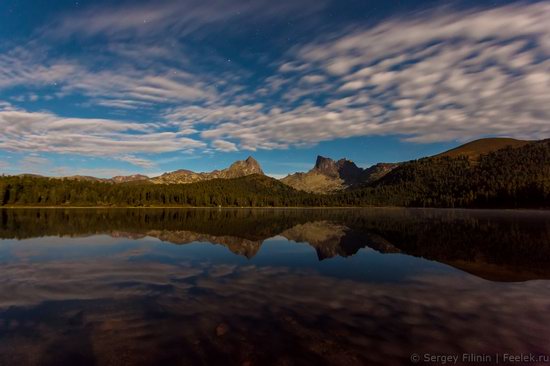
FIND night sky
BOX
[0,0,548,178]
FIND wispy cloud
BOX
[0,104,204,167]
[166,2,550,149]
[0,45,216,106]
[0,1,548,161]
[45,0,328,39]
[212,140,238,152]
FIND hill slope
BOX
[346,139,550,208]
[436,138,531,160]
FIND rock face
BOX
[223,156,264,178]
[313,156,340,177]
[111,174,150,183]
[281,156,397,194]
[151,156,264,184]
[313,156,363,184]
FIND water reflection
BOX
[2,208,550,281]
[0,208,549,365]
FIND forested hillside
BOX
[1,139,549,208]
[343,139,550,208]
[0,174,327,207]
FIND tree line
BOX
[1,140,549,208]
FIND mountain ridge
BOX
[34,156,264,185]
[150,156,264,184]
[2,138,549,208]
[282,155,398,193]
[6,138,543,197]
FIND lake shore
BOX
[1,205,549,212]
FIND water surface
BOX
[1,208,549,365]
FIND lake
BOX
[1,208,549,366]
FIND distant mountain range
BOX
[150,156,263,184]
[59,156,264,185]
[2,137,548,208]
[20,138,532,194]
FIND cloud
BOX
[289,2,550,143]
[45,0,328,39]
[300,74,326,84]
[0,105,205,166]
[338,80,366,91]
[116,155,156,169]
[166,2,550,149]
[0,48,77,89]
[0,0,328,111]
[0,49,215,106]
[212,140,238,152]
[1,1,549,162]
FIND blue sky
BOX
[0,0,548,178]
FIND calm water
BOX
[1,208,550,366]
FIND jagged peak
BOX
[227,156,264,175]
[315,155,334,167]
[337,157,355,165]
[245,156,258,164]
[314,156,358,169]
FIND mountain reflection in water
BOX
[2,208,550,281]
[0,208,549,366]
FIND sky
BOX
[0,0,549,178]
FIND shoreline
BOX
[1,206,549,212]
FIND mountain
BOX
[313,156,364,183]
[1,137,549,208]
[360,163,400,184]
[357,138,550,207]
[111,174,150,183]
[150,156,264,184]
[142,230,263,258]
[436,138,531,160]
[64,174,149,184]
[281,156,397,193]
[55,157,263,185]
[281,138,534,193]
[64,175,109,182]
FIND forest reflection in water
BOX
[0,208,550,365]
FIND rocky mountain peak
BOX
[313,156,362,183]
[111,174,149,183]
[227,156,264,176]
[245,156,258,164]
[314,156,339,177]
